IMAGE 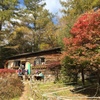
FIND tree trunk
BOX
[0,21,2,31]
[81,68,85,85]
[74,69,78,83]
[97,70,100,85]
[56,68,59,81]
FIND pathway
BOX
[19,81,31,100]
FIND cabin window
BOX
[41,57,45,63]
[14,60,20,66]
[21,61,26,67]
[34,57,45,66]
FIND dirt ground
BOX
[19,81,31,100]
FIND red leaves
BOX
[63,9,100,46]
[0,69,16,74]
[62,9,100,67]
[72,12,100,35]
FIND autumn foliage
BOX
[64,10,100,46]
[0,69,24,100]
[63,10,100,59]
[0,68,16,73]
[62,9,100,84]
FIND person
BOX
[21,65,25,75]
[35,70,39,75]
[17,67,23,80]
[38,71,44,79]
[34,71,44,81]
[17,67,22,75]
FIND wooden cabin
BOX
[5,47,62,81]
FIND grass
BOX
[12,81,100,100]
[11,98,19,100]
[31,81,100,100]
[32,82,82,98]
[38,82,65,92]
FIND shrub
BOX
[0,69,24,100]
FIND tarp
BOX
[25,62,31,74]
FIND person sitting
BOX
[17,67,22,75]
[17,67,23,80]
[34,71,44,81]
[38,71,44,79]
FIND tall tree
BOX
[3,0,57,55]
[42,22,59,48]
[0,0,18,31]
[60,0,100,20]
[21,0,54,51]
[62,9,100,85]
[59,0,100,40]
[0,0,19,68]
[7,26,33,54]
[0,0,19,47]
[57,0,100,49]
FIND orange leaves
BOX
[63,37,72,45]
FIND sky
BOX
[18,0,64,24]
[19,0,63,17]
[45,0,62,17]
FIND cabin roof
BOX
[7,47,61,60]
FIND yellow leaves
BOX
[39,43,50,50]
[5,45,19,49]
[91,0,100,7]
[8,26,32,44]
[0,0,17,21]
[15,26,31,34]
[9,31,17,41]
[0,10,11,21]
